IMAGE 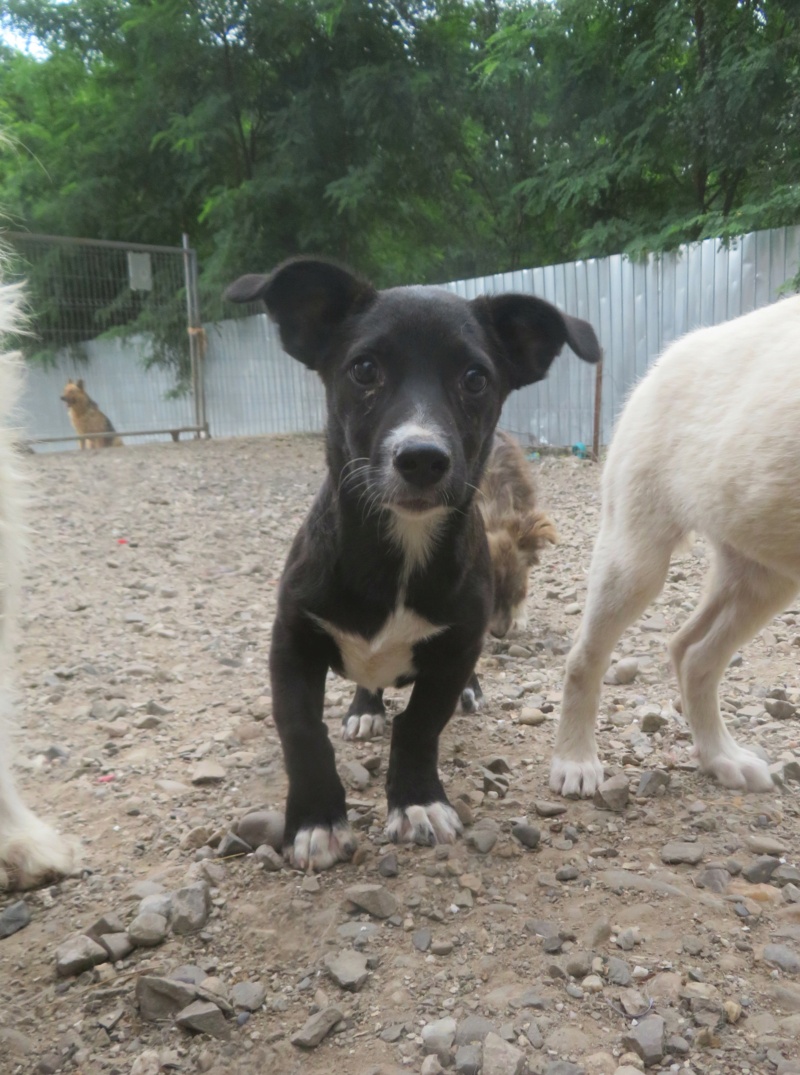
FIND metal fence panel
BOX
[7,225,800,450]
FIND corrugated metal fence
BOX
[13,225,800,450]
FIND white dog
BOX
[552,294,800,796]
[0,266,77,888]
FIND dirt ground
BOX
[1,436,799,1075]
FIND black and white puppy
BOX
[226,258,600,871]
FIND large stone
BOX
[98,932,135,962]
[763,944,800,974]
[344,883,398,919]
[191,760,226,785]
[455,1015,497,1045]
[290,1006,344,1048]
[466,818,500,854]
[482,1031,526,1075]
[55,935,108,978]
[742,856,780,884]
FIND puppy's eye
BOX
[462,367,489,394]
[350,358,379,386]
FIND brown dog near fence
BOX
[479,430,558,637]
[60,379,122,448]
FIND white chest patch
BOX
[312,606,446,692]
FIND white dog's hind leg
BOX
[552,519,675,797]
[670,545,795,792]
[0,700,78,890]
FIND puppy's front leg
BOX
[385,657,477,847]
[270,622,355,871]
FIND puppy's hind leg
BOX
[551,516,676,797]
[671,545,795,792]
[458,671,483,714]
[342,687,386,740]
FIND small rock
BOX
[323,950,369,992]
[422,1056,445,1075]
[171,881,211,934]
[482,1031,526,1075]
[136,975,197,1021]
[55,935,108,977]
[466,818,500,854]
[130,1051,161,1075]
[455,1015,496,1045]
[606,957,632,986]
[694,867,730,893]
[660,841,704,865]
[421,1016,456,1062]
[533,800,567,817]
[216,831,252,858]
[128,912,169,947]
[254,844,283,871]
[455,1043,482,1075]
[593,774,629,811]
[235,809,285,852]
[636,771,670,798]
[511,823,540,849]
[520,708,547,726]
[742,855,780,884]
[341,759,371,790]
[413,928,433,952]
[744,834,786,856]
[290,1006,344,1049]
[191,760,226,785]
[378,852,399,877]
[763,943,800,974]
[0,900,31,938]
[175,1000,231,1040]
[556,865,579,882]
[621,1014,665,1067]
[611,657,639,685]
[616,927,638,951]
[230,981,266,1011]
[344,883,398,919]
[98,932,134,962]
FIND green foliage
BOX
[1,0,798,384]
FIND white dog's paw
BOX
[0,816,80,891]
[386,803,463,846]
[341,712,386,741]
[695,743,773,792]
[458,687,483,714]
[549,753,605,798]
[289,821,357,872]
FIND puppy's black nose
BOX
[393,438,451,488]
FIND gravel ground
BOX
[2,435,800,1075]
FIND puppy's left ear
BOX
[224,257,377,370]
[473,294,601,390]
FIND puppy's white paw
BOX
[0,815,80,891]
[386,803,463,846]
[549,753,605,798]
[694,742,773,792]
[458,688,483,715]
[341,712,386,741]
[289,821,357,872]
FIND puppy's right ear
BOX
[76,379,85,390]
[224,257,377,369]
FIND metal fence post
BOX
[182,233,208,437]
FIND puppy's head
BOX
[60,379,86,406]
[226,259,600,521]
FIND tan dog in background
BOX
[60,379,122,448]
[479,430,558,637]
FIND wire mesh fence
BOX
[4,225,800,451]
[3,232,206,449]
